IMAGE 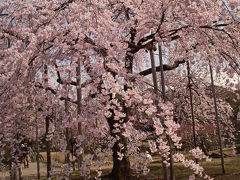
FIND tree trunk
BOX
[9,159,13,180]
[65,128,70,163]
[35,111,40,179]
[200,140,209,156]
[168,138,175,180]
[9,158,17,180]
[106,50,134,179]
[111,136,132,180]
[65,99,70,164]
[209,60,225,174]
[107,109,132,180]
[46,115,51,178]
[186,61,198,164]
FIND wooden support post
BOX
[186,61,198,164]
[209,60,225,174]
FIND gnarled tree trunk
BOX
[111,136,132,180]
[106,48,134,180]
[107,106,132,180]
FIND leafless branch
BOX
[139,60,186,76]
[35,83,77,104]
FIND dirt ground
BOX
[0,162,47,180]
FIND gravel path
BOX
[0,162,48,180]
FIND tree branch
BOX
[84,36,108,57]
[54,0,75,11]
[139,59,186,76]
[35,83,77,104]
[0,13,8,16]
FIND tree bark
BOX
[107,108,132,180]
[111,135,131,180]
[209,60,225,174]
[107,50,134,179]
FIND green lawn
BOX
[40,149,240,180]
[143,156,240,180]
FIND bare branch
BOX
[0,13,8,16]
[54,0,75,11]
[84,36,108,57]
[35,83,77,104]
[139,60,186,76]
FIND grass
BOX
[39,149,240,180]
[201,157,240,180]
[142,148,240,180]
[40,151,66,164]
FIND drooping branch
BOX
[139,59,186,76]
[54,0,75,11]
[54,61,95,88]
[54,63,77,86]
[35,83,77,104]
[136,23,229,51]
[2,29,24,41]
[84,36,108,57]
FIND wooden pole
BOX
[186,61,198,164]
[158,45,175,180]
[76,58,83,172]
[76,58,82,135]
[65,75,70,165]
[45,115,51,178]
[209,60,225,174]
[65,99,70,164]
[35,110,40,179]
[44,65,51,178]
[149,46,169,180]
[158,46,166,101]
